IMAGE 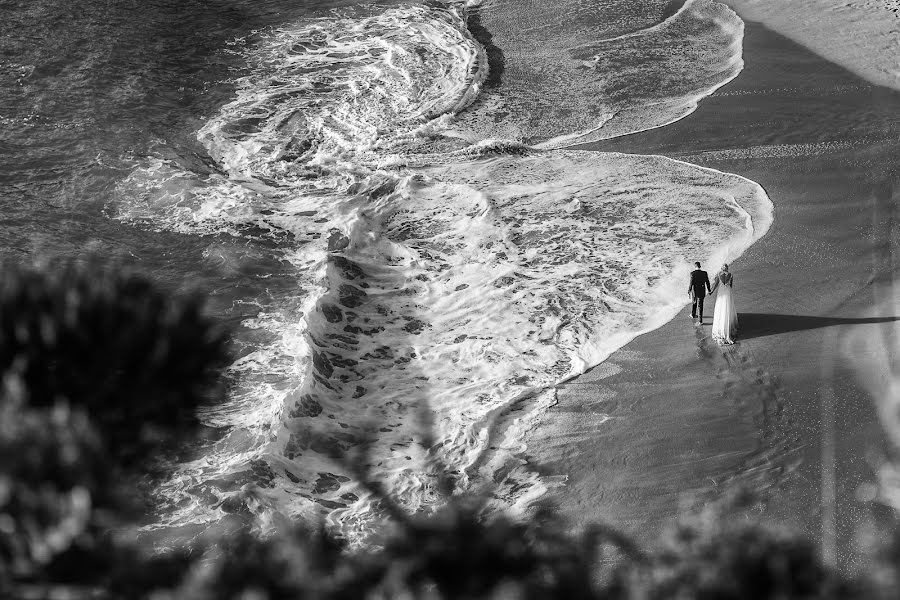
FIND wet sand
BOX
[526,17,900,571]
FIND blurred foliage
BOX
[0,258,229,463]
[1,257,898,599]
[0,382,116,586]
[616,499,849,600]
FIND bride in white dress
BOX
[710,264,738,344]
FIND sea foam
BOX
[112,0,772,542]
[452,0,745,147]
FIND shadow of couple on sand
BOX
[736,313,900,340]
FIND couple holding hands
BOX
[688,261,738,345]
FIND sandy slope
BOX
[727,0,900,91]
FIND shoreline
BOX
[525,17,900,571]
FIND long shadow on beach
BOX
[738,313,900,340]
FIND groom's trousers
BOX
[691,295,705,319]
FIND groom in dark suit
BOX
[688,261,711,323]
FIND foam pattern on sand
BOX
[111,0,772,542]
[132,151,771,540]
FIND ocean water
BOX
[0,0,772,542]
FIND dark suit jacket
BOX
[689,269,711,298]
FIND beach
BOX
[526,14,900,571]
[4,0,900,563]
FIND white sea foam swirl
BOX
[197,3,486,187]
[111,0,773,544]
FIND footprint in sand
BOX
[692,319,799,495]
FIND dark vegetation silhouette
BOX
[0,259,897,598]
[0,258,229,466]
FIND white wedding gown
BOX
[711,273,738,344]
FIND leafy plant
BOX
[0,258,893,599]
[0,257,229,463]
